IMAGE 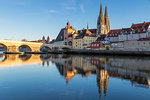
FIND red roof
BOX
[107,29,122,37]
[131,22,150,33]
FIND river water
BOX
[0,54,150,100]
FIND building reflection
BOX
[43,55,150,99]
[0,54,150,99]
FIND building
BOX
[97,3,110,35]
[118,28,130,41]
[64,21,77,46]
[53,21,77,46]
[73,37,83,49]
[127,22,150,40]
[91,35,107,50]
[106,29,122,42]
[108,22,150,42]
[72,29,97,49]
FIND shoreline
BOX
[3,50,150,56]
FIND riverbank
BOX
[63,49,150,56]
[3,49,150,56]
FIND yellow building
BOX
[73,38,83,49]
[72,28,98,49]
[73,36,97,49]
[83,36,98,49]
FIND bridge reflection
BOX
[0,54,150,99]
[0,54,42,67]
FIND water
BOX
[0,54,150,100]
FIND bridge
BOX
[40,44,72,52]
[0,40,43,53]
[0,40,72,53]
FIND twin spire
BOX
[98,3,109,26]
[97,3,110,35]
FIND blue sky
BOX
[0,0,150,41]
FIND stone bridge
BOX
[0,40,43,53]
[40,44,72,52]
[0,40,72,53]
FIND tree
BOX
[21,39,28,42]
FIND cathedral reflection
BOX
[0,54,150,99]
[42,55,150,99]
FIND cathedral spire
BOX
[100,3,103,17]
[97,3,105,26]
[105,5,110,33]
[105,5,108,20]
[105,5,109,25]
[100,3,105,24]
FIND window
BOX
[138,30,140,32]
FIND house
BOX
[106,29,122,42]
[91,35,106,49]
[72,29,97,49]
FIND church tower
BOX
[105,5,110,34]
[97,3,110,35]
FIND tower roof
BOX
[105,5,108,18]
[97,3,105,25]
[100,3,104,17]
[67,21,70,26]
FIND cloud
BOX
[64,6,76,11]
[61,0,77,11]
[80,4,85,13]
[46,9,59,14]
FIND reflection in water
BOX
[0,54,150,99]
[0,54,42,67]
[19,54,32,61]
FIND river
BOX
[0,54,150,100]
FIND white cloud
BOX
[46,9,59,14]
[61,0,77,11]
[64,6,76,10]
[80,4,85,13]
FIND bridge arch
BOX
[0,43,7,52]
[62,47,71,50]
[19,54,32,61]
[40,46,51,52]
[18,45,32,52]
[0,55,7,62]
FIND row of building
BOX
[52,3,150,51]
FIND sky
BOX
[0,0,150,41]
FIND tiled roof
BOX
[107,29,122,37]
[96,35,106,41]
[77,29,97,38]
[55,28,65,42]
[131,22,150,33]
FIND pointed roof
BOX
[105,5,108,18]
[98,3,105,25]
[100,3,104,17]
[87,24,89,29]
[42,36,45,40]
[105,5,110,26]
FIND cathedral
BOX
[97,3,110,35]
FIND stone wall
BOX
[110,40,150,51]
